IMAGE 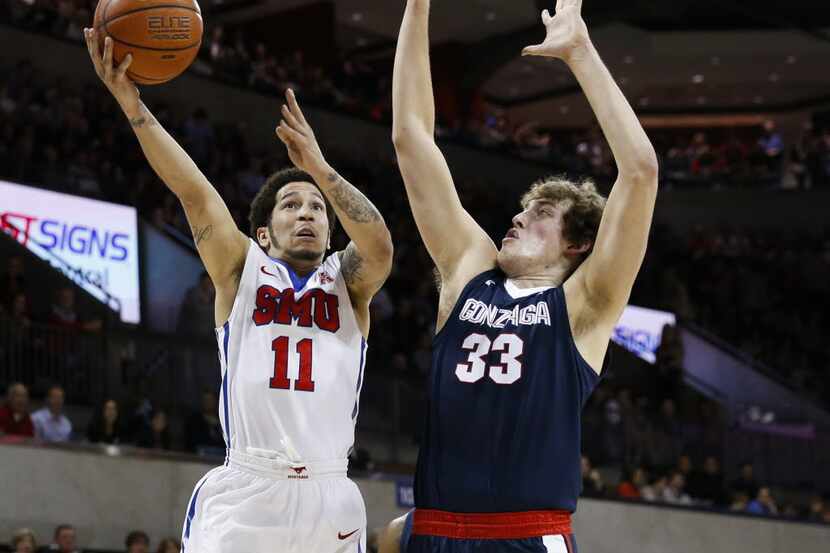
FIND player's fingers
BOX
[286,88,309,126]
[281,104,304,134]
[573,0,583,12]
[521,44,544,56]
[84,29,104,76]
[277,123,304,145]
[555,0,563,13]
[542,9,552,24]
[114,53,133,80]
[103,36,114,80]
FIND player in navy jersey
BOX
[380,1,658,552]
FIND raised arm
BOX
[392,0,497,294]
[275,90,393,332]
[524,1,658,318]
[85,30,248,325]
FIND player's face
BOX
[267,182,330,262]
[497,199,571,277]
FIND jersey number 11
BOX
[269,336,315,392]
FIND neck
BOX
[268,250,322,276]
[506,264,571,289]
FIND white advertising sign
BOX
[613,305,676,364]
[1,180,140,324]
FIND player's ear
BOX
[565,240,592,256]
[256,227,270,249]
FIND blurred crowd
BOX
[0,380,226,454]
[3,524,179,553]
[634,224,830,407]
[579,452,830,523]
[2,12,830,533]
[6,0,830,188]
[1,58,828,407]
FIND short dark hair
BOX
[248,167,338,244]
[126,530,150,547]
[54,524,74,539]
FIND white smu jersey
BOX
[214,239,366,462]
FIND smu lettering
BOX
[253,285,340,332]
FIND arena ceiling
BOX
[212,0,830,124]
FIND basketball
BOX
[92,0,203,85]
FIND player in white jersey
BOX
[85,28,394,553]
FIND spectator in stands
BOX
[806,495,825,522]
[649,399,683,470]
[182,107,214,166]
[4,292,34,357]
[746,486,778,516]
[185,390,224,454]
[31,384,72,442]
[580,455,606,498]
[41,524,80,553]
[0,255,26,309]
[11,528,36,553]
[86,399,124,445]
[49,287,102,333]
[662,471,693,505]
[757,120,784,176]
[616,466,646,500]
[155,538,180,553]
[599,397,625,465]
[177,272,216,337]
[125,531,150,553]
[640,473,668,502]
[654,324,684,400]
[730,462,760,499]
[686,455,726,506]
[0,382,34,437]
[676,454,693,481]
[729,491,750,512]
[134,409,171,450]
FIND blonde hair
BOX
[12,528,36,549]
[520,176,606,260]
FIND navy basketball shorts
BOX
[400,509,578,553]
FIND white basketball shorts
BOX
[181,449,366,553]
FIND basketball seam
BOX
[99,3,202,52]
[126,69,169,82]
[107,35,202,52]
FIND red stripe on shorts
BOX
[412,509,572,539]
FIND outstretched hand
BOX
[275,89,328,176]
[83,28,140,115]
[522,0,590,63]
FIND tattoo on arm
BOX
[192,224,213,246]
[340,243,365,287]
[326,172,382,224]
[129,104,158,129]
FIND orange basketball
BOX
[93,0,203,85]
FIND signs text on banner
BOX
[0,180,141,324]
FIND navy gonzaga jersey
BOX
[415,269,601,513]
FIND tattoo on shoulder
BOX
[192,224,213,246]
[341,244,365,286]
[327,172,382,224]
